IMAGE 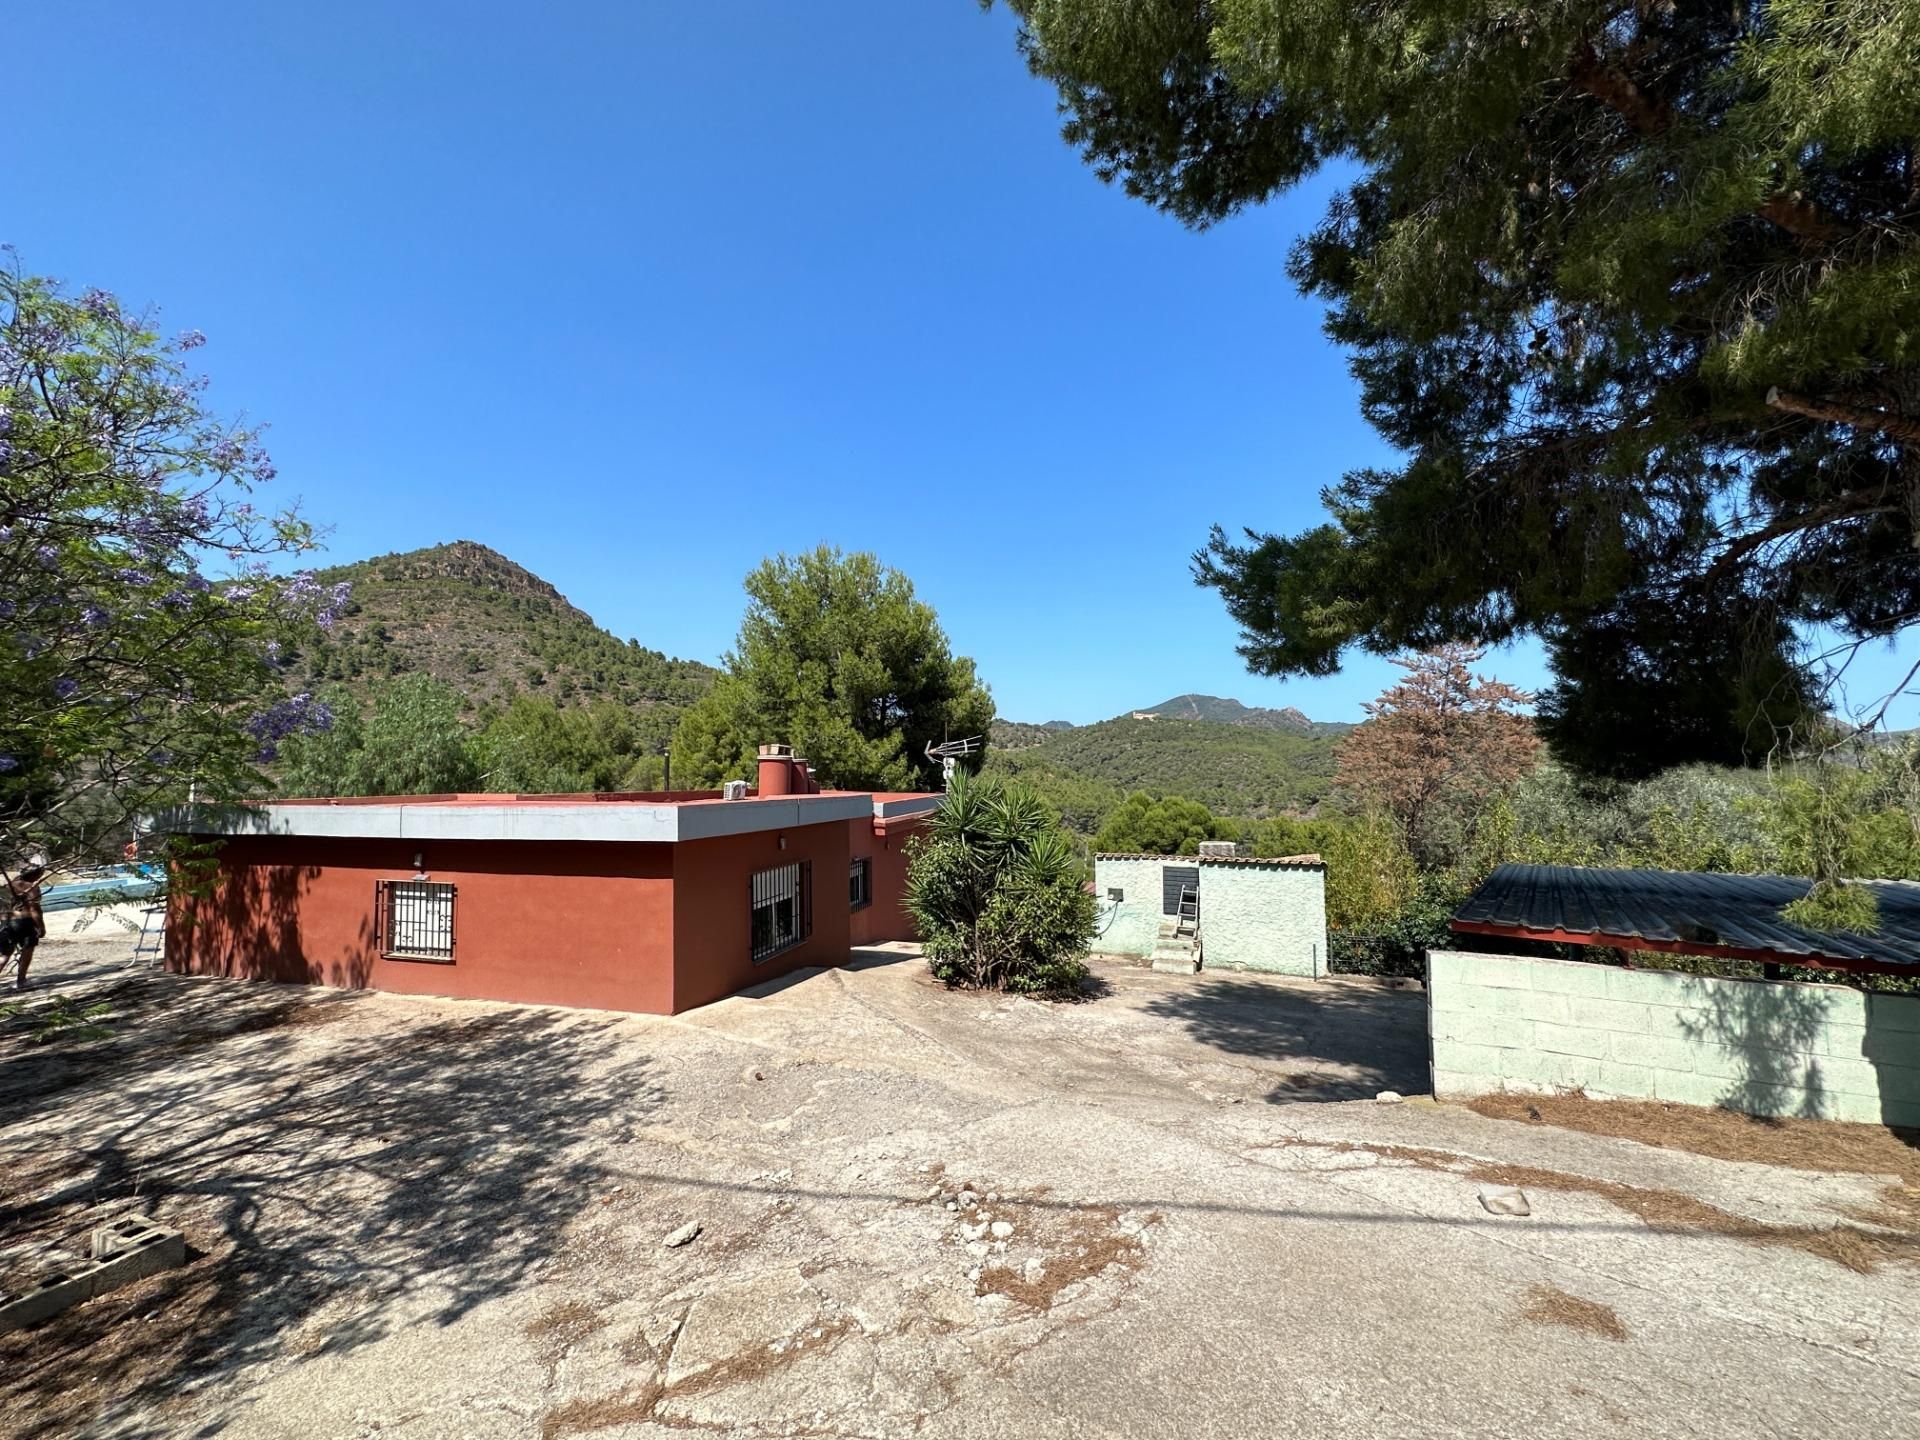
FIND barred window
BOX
[377,880,456,962]
[849,857,872,910]
[750,861,811,963]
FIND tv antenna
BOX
[924,736,982,791]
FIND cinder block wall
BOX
[1201,864,1326,977]
[1428,949,1920,1127]
[1092,859,1175,957]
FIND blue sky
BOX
[9,2,1913,728]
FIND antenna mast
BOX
[923,736,982,792]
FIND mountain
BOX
[286,541,718,713]
[1131,693,1350,736]
[985,715,1344,831]
[989,718,1076,750]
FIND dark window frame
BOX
[375,879,457,963]
[849,856,873,911]
[750,860,812,964]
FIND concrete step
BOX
[1151,939,1199,975]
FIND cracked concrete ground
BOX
[3,935,1917,1439]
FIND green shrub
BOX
[907,774,1096,994]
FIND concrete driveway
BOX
[2,937,1916,1439]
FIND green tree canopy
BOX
[1000,1,1920,776]
[279,676,477,797]
[1091,791,1234,855]
[674,547,994,791]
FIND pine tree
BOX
[998,1,1920,774]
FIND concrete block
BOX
[1881,1097,1920,1129]
[1436,953,1533,991]
[1865,994,1920,1034]
[1651,1069,1729,1108]
[1496,1048,1592,1091]
[1818,1023,1870,1060]
[1589,1061,1655,1099]
[1605,966,1687,1004]
[1864,1027,1920,1067]
[1529,962,1616,999]
[1530,1022,1610,1060]
[1514,990,1575,1024]
[1431,1039,1514,1074]
[0,1221,186,1335]
[1602,1031,1694,1071]
[1431,1012,1532,1051]
[1431,1068,1507,1099]
[1568,996,1652,1035]
[1866,1064,1920,1104]
[1427,978,1485,1015]
[1805,1056,1889,1099]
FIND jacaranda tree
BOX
[996,1,1920,776]
[0,257,346,865]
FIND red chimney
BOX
[757,743,794,798]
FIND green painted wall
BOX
[1429,949,1920,1127]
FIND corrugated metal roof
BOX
[1453,864,1920,973]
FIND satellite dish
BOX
[924,736,982,791]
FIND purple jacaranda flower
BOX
[114,567,154,587]
[0,526,11,543]
[81,288,118,318]
[0,441,12,468]
[150,748,173,768]
[0,599,13,620]
[176,329,207,350]
[247,691,333,761]
[184,571,210,592]
[53,678,79,700]
[36,544,57,568]
[82,604,111,628]
[0,406,12,434]
[160,589,193,611]
[0,756,17,773]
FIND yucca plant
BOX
[906,772,1095,994]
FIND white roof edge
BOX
[874,794,941,821]
[160,792,873,844]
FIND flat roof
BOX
[164,789,936,845]
[1452,863,1920,975]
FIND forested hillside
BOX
[1134,694,1349,736]
[286,541,718,713]
[984,716,1341,829]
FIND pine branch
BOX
[1568,40,1847,245]
[1766,387,1920,447]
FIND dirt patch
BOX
[525,1299,608,1355]
[541,1381,664,1439]
[1522,1284,1628,1341]
[1271,1137,1920,1274]
[1464,1092,1920,1186]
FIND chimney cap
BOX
[757,743,793,758]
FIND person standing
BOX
[3,859,48,992]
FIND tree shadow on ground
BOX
[1141,977,1428,1101]
[0,966,663,1439]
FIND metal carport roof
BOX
[1451,864,1920,975]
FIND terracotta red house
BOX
[165,745,938,1014]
